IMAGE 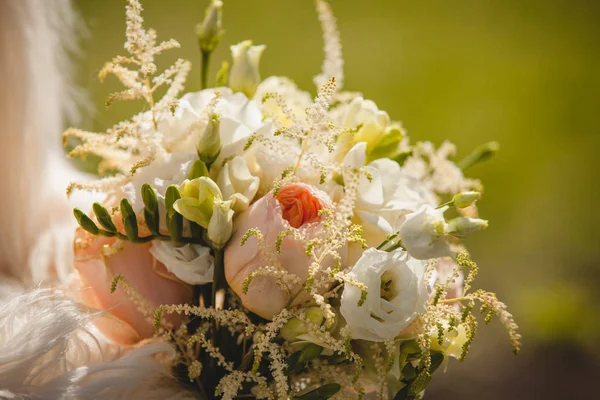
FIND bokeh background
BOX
[73,0,600,398]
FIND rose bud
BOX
[73,215,193,345]
[225,183,340,319]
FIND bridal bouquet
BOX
[65,1,520,399]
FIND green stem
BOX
[97,229,205,245]
[201,50,211,89]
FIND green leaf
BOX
[393,386,411,400]
[299,344,323,364]
[120,199,138,241]
[367,128,404,162]
[92,203,117,232]
[457,141,499,171]
[390,150,413,166]
[188,160,209,180]
[293,383,341,400]
[73,209,99,235]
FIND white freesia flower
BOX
[217,156,260,212]
[150,241,214,285]
[398,204,452,260]
[229,40,266,98]
[340,248,429,342]
[207,200,234,249]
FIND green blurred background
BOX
[73,0,600,398]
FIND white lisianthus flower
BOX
[150,241,214,285]
[340,248,429,342]
[229,40,266,98]
[398,204,453,260]
[339,142,437,246]
[159,88,265,161]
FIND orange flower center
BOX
[276,185,323,229]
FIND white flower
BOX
[229,40,266,98]
[339,142,436,246]
[150,241,214,285]
[121,153,197,226]
[340,248,429,342]
[254,76,313,126]
[159,88,265,161]
[207,200,234,249]
[197,113,221,164]
[342,97,391,148]
[398,204,452,260]
[216,156,260,212]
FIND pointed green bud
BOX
[165,185,181,219]
[447,217,488,238]
[74,209,99,235]
[168,212,183,245]
[141,184,159,214]
[197,114,221,164]
[215,60,229,87]
[457,141,499,171]
[92,203,117,232]
[280,307,325,342]
[452,191,481,208]
[229,40,265,98]
[188,160,209,180]
[195,0,224,53]
[120,199,138,241]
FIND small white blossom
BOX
[150,241,214,285]
[398,204,452,260]
[208,200,234,249]
[340,248,429,342]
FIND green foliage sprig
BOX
[73,183,204,245]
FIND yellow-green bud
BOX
[197,114,221,164]
[279,307,324,342]
[229,40,265,98]
[447,217,488,238]
[452,191,481,208]
[195,0,224,53]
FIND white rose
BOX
[398,204,453,260]
[150,241,214,285]
[340,248,429,342]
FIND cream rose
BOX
[340,248,429,342]
[224,183,336,319]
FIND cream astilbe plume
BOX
[314,0,344,91]
[0,288,196,400]
[64,0,191,196]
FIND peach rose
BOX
[73,219,193,345]
[225,183,338,319]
